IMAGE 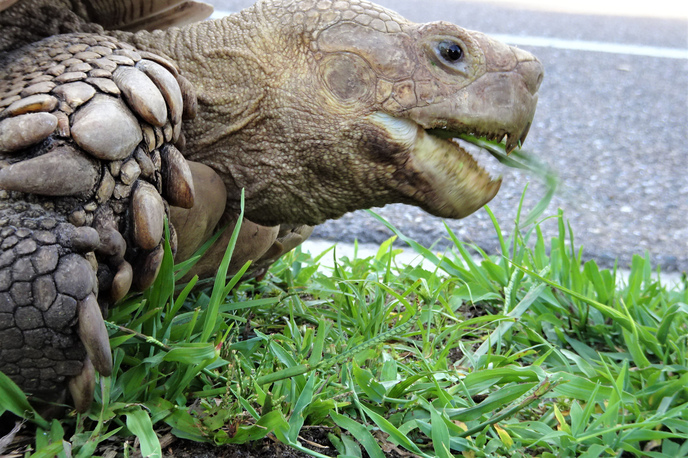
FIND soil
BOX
[1,420,411,458]
[162,429,338,458]
[156,428,411,458]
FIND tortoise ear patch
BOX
[320,53,375,104]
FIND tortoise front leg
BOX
[0,200,111,412]
[170,161,314,283]
[170,161,279,282]
[0,32,198,412]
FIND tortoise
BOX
[0,0,543,412]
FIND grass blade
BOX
[330,412,386,458]
[125,407,162,458]
[0,372,48,429]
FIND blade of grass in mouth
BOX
[427,129,556,181]
[462,134,557,180]
[429,130,559,225]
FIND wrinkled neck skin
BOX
[125,7,403,227]
[121,1,543,228]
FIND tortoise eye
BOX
[438,41,463,62]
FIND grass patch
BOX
[1,190,687,457]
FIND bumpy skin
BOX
[0,30,200,410]
[0,202,90,392]
[0,0,543,411]
[128,0,542,225]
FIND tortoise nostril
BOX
[527,58,545,95]
[535,70,544,93]
[510,45,544,96]
[515,60,544,96]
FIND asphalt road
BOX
[208,0,688,272]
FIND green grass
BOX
[2,190,687,457]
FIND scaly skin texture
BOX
[126,0,542,227]
[0,0,542,412]
[0,30,187,410]
[0,202,89,392]
[0,0,103,53]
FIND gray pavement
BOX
[208,0,688,272]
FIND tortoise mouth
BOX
[368,112,504,219]
[425,125,528,155]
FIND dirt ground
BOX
[156,429,339,458]
[1,421,410,458]
[141,428,410,458]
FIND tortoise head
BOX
[177,0,544,226]
[312,15,543,220]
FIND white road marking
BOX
[209,10,688,60]
[301,241,685,286]
[490,34,688,60]
[209,10,234,19]
[455,0,686,19]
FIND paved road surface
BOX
[208,0,688,271]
